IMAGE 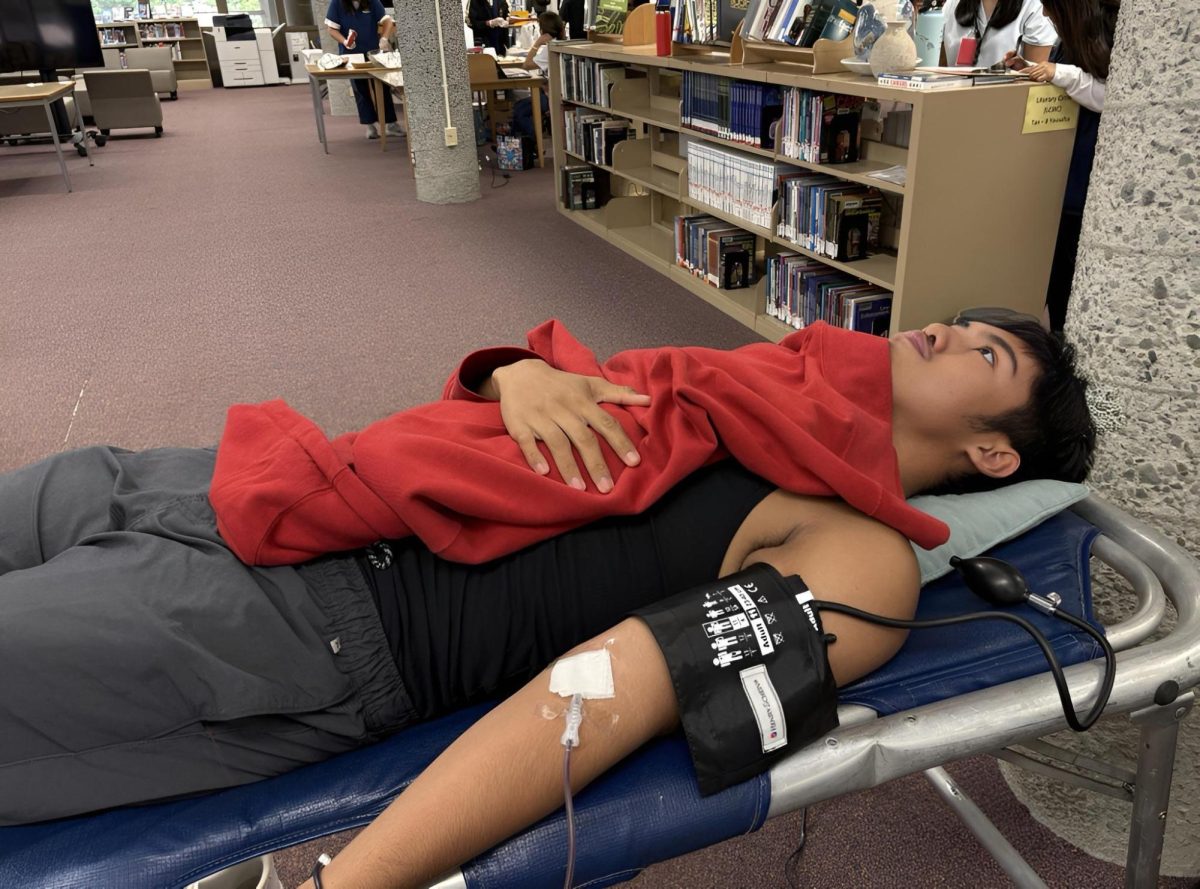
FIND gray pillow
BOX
[909,481,1091,585]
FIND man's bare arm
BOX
[297,501,918,888]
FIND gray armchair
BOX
[81,69,163,142]
[123,47,179,99]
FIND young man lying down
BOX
[0,308,1093,889]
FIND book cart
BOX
[548,10,1078,340]
[96,18,212,90]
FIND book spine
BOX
[876,77,933,90]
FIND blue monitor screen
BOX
[0,0,104,74]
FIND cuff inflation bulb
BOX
[950,555,1061,615]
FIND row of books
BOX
[776,174,883,261]
[741,0,858,48]
[685,140,783,229]
[766,254,892,333]
[680,73,784,150]
[563,108,635,166]
[98,28,133,46]
[778,90,866,165]
[137,21,187,39]
[561,165,611,210]
[674,214,758,291]
[559,56,628,109]
[671,0,743,45]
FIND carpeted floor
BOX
[2,84,1193,889]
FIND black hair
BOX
[954,0,1023,32]
[934,307,1097,494]
[339,0,359,12]
[538,11,566,38]
[1041,0,1119,79]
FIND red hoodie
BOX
[209,321,949,565]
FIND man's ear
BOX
[966,437,1021,479]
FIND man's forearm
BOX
[299,618,678,889]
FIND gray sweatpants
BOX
[0,446,414,825]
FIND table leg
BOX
[309,73,328,154]
[374,78,387,152]
[485,89,497,146]
[43,100,71,193]
[532,83,544,168]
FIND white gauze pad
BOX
[548,649,615,699]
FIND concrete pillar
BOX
[392,0,481,203]
[999,0,1200,876]
[309,0,355,116]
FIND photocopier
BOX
[212,14,285,87]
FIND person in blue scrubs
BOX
[324,0,403,139]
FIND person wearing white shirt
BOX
[941,0,1057,68]
[1005,0,1118,330]
[512,12,562,139]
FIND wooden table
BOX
[0,81,92,192]
[305,63,399,154]
[469,69,547,168]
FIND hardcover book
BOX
[876,72,970,90]
[593,0,628,34]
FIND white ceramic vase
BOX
[869,19,919,76]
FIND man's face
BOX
[890,319,1040,443]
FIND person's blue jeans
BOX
[512,91,549,139]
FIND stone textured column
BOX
[999,0,1200,876]
[392,0,481,203]
[309,0,355,116]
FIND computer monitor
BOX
[0,0,104,75]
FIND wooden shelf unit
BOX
[548,42,1077,340]
[96,18,211,89]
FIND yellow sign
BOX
[1023,85,1079,134]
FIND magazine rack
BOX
[731,22,853,75]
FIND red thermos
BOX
[655,10,671,56]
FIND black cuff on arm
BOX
[634,563,839,795]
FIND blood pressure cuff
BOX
[634,563,838,796]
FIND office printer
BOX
[212,14,285,87]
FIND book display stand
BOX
[731,26,853,76]
[588,2,654,46]
[96,18,211,90]
[548,34,1078,341]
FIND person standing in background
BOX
[324,0,403,140]
[559,0,586,38]
[941,0,1057,68]
[1006,0,1119,331]
[469,0,512,55]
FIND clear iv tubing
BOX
[561,693,584,889]
[562,746,577,889]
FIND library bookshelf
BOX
[96,18,211,90]
[547,41,1077,341]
